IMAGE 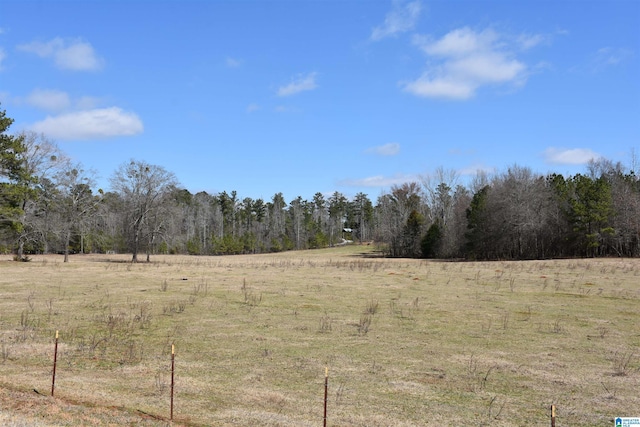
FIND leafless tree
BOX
[52,163,99,261]
[110,160,178,262]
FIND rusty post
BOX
[551,404,556,427]
[170,344,175,421]
[323,367,328,427]
[51,330,59,397]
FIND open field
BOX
[0,245,639,426]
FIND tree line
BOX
[2,105,639,261]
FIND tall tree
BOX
[0,107,31,257]
[110,160,178,262]
[351,192,374,242]
[52,164,100,261]
[1,125,65,258]
[465,185,490,259]
[568,174,613,256]
[328,191,348,245]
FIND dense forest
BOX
[2,106,639,261]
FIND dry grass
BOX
[0,246,639,426]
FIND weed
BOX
[335,382,346,405]
[27,291,36,312]
[154,370,167,396]
[357,314,372,335]
[502,311,510,330]
[611,350,635,377]
[487,395,506,420]
[46,298,55,320]
[598,326,609,339]
[601,382,618,399]
[192,281,209,297]
[1,339,9,363]
[241,278,262,306]
[162,300,187,315]
[319,314,332,333]
[364,298,379,315]
[551,319,564,334]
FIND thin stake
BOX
[323,367,328,427]
[51,330,59,397]
[170,344,175,421]
[550,404,556,427]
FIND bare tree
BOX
[52,163,100,262]
[9,131,68,258]
[110,160,178,262]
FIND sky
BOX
[0,0,638,202]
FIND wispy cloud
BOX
[517,33,546,50]
[277,72,318,97]
[592,47,633,70]
[0,48,6,71]
[458,163,495,176]
[30,107,143,140]
[543,147,601,165]
[19,88,102,112]
[339,173,418,188]
[404,27,534,100]
[246,103,260,113]
[274,105,301,113]
[371,0,422,41]
[18,37,104,71]
[226,57,241,68]
[366,143,400,156]
[25,88,71,112]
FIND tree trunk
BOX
[17,240,25,261]
[64,230,71,263]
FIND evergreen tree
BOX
[0,106,36,259]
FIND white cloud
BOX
[458,163,495,176]
[592,47,633,69]
[0,47,5,71]
[366,143,400,156]
[517,33,545,50]
[543,147,601,165]
[18,37,104,71]
[30,107,143,140]
[274,105,301,113]
[339,173,418,188]
[226,57,241,68]
[18,89,102,112]
[25,88,71,112]
[405,27,531,100]
[371,1,422,41]
[277,72,318,97]
[246,103,260,113]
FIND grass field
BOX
[0,245,638,426]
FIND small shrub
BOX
[612,351,635,377]
[358,314,372,335]
[364,299,379,315]
[319,315,332,332]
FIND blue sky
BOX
[1,0,638,201]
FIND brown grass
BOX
[0,246,639,426]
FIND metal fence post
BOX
[171,344,175,421]
[51,330,59,397]
[324,367,328,427]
